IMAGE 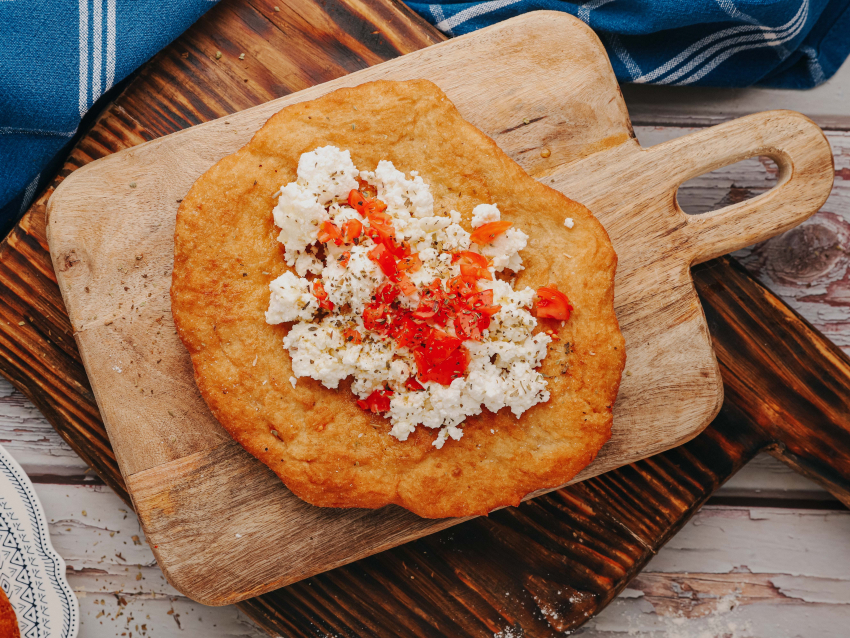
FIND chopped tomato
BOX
[375,281,400,304]
[366,213,405,258]
[349,189,388,216]
[362,303,390,332]
[397,253,422,273]
[317,221,343,246]
[405,376,425,391]
[412,304,438,320]
[466,290,501,316]
[446,274,478,299]
[343,328,362,345]
[337,251,351,268]
[397,272,417,296]
[356,389,393,413]
[367,243,398,278]
[420,279,445,304]
[470,221,513,246]
[364,198,388,215]
[453,251,492,280]
[394,315,430,349]
[417,279,451,325]
[536,286,573,321]
[424,329,463,365]
[414,346,468,385]
[454,310,490,341]
[347,190,369,215]
[313,281,334,311]
[341,219,363,243]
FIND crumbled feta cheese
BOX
[564,217,574,229]
[481,227,528,272]
[321,244,384,314]
[296,146,359,206]
[289,376,297,388]
[266,271,318,323]
[438,221,471,252]
[272,183,329,266]
[267,147,555,448]
[471,203,500,227]
[363,160,435,218]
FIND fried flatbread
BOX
[171,79,625,518]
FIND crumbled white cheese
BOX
[438,219,471,252]
[297,146,359,206]
[272,183,329,267]
[266,271,318,323]
[321,244,384,314]
[564,217,574,229]
[471,203,501,228]
[268,148,554,447]
[481,227,528,272]
[362,161,434,219]
[289,376,297,388]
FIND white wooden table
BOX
[3,56,849,638]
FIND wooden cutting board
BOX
[45,12,833,606]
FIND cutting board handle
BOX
[651,110,834,265]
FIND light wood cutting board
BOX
[45,12,833,606]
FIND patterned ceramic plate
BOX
[0,443,79,638]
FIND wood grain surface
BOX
[1,0,848,635]
[45,12,832,604]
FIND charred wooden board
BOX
[1,0,849,635]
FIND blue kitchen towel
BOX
[0,1,218,238]
[408,0,850,86]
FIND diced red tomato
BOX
[466,289,501,316]
[313,281,334,311]
[375,281,400,304]
[362,303,390,332]
[363,197,388,216]
[536,286,573,321]
[405,376,425,391]
[397,253,422,273]
[412,305,437,320]
[453,309,492,341]
[393,316,430,349]
[356,389,393,413]
[424,329,463,365]
[343,328,362,345]
[349,189,388,217]
[446,274,478,299]
[341,219,363,243]
[317,221,343,246]
[348,190,366,214]
[414,346,469,385]
[368,243,398,278]
[416,279,451,325]
[453,251,492,280]
[397,272,417,296]
[337,251,351,268]
[470,221,513,246]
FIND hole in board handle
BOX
[676,155,779,216]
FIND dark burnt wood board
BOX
[1,0,849,635]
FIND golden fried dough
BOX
[171,80,625,518]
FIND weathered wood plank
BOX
[581,506,850,637]
[21,479,850,638]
